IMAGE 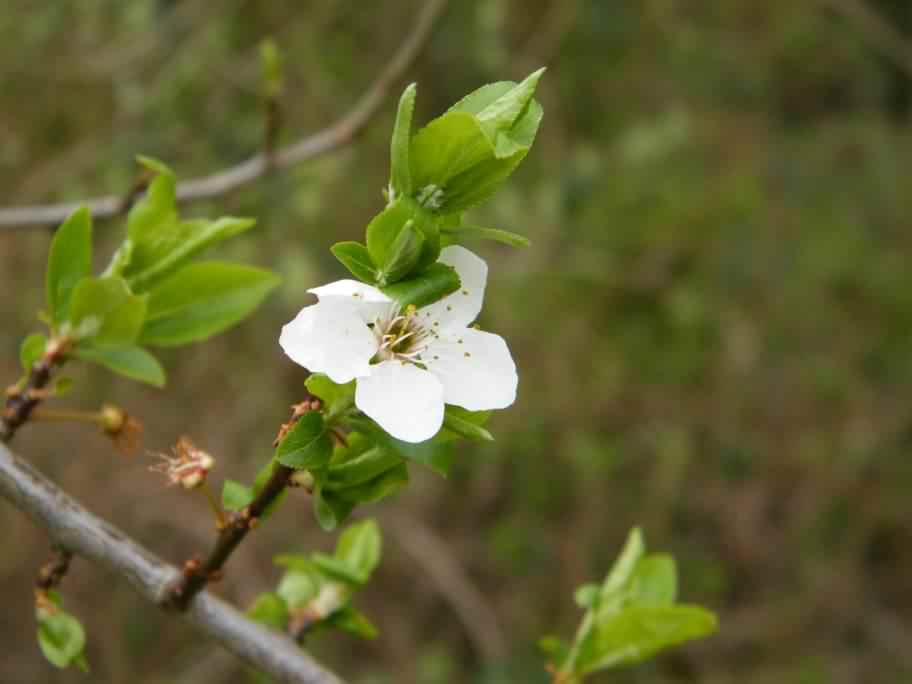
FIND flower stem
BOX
[30,407,104,425]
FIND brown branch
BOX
[0,0,449,231]
[1,339,70,444]
[36,545,73,593]
[163,399,318,611]
[0,441,344,684]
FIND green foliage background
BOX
[2,1,912,682]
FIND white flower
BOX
[279,246,517,443]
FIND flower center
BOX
[372,305,435,363]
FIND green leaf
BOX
[381,262,460,308]
[410,112,494,209]
[441,224,530,248]
[306,374,356,423]
[68,276,147,344]
[73,344,166,387]
[379,221,425,285]
[335,519,382,582]
[275,412,332,470]
[328,606,378,640]
[348,415,453,476]
[574,583,600,609]
[125,161,178,246]
[125,216,257,293]
[277,571,320,610]
[311,553,368,586]
[449,69,546,158]
[36,607,87,670]
[20,333,47,372]
[325,443,402,490]
[331,242,377,283]
[365,201,413,280]
[630,554,678,607]
[577,605,718,675]
[248,593,289,631]
[334,462,409,505]
[602,528,646,601]
[260,38,284,98]
[313,487,355,532]
[47,206,93,325]
[442,406,493,441]
[222,480,255,512]
[539,635,570,666]
[390,83,417,197]
[139,261,280,347]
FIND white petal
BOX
[309,279,393,323]
[279,301,377,383]
[424,328,517,411]
[355,361,445,443]
[418,246,487,331]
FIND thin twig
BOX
[1,339,70,444]
[818,0,912,79]
[36,545,73,593]
[0,441,344,684]
[163,398,318,611]
[0,0,449,231]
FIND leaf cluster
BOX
[331,69,544,308]
[248,519,383,641]
[542,528,718,682]
[26,158,280,387]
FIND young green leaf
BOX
[46,206,93,325]
[68,277,147,344]
[125,162,178,247]
[36,605,88,671]
[442,406,494,441]
[20,333,47,372]
[325,444,402,489]
[222,479,255,512]
[365,200,413,274]
[347,415,454,477]
[275,411,332,470]
[313,487,355,532]
[390,83,417,197]
[630,554,678,607]
[331,242,377,283]
[248,592,289,631]
[333,462,409,505]
[139,261,280,347]
[576,605,718,675]
[73,344,166,387]
[125,217,257,292]
[335,519,382,582]
[277,570,320,610]
[305,374,356,423]
[328,606,379,640]
[441,224,530,248]
[381,262,460,308]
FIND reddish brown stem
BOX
[2,342,68,444]
[36,545,73,593]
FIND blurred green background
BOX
[3,1,912,682]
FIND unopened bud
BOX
[289,470,315,491]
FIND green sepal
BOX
[277,569,320,610]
